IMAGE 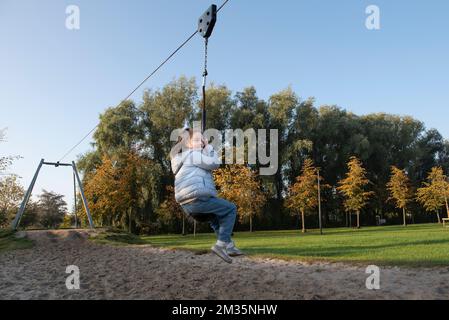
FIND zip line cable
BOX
[217,0,229,11]
[58,0,230,162]
[58,31,197,162]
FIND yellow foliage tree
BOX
[214,165,266,232]
[84,151,147,231]
[84,156,126,227]
[0,175,24,227]
[337,156,373,229]
[285,158,323,233]
[416,167,449,223]
[386,166,413,226]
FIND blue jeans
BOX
[181,197,237,243]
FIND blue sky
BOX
[2,0,449,209]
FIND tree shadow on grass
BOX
[301,224,442,237]
[243,238,449,267]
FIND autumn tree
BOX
[156,186,187,235]
[417,167,449,223]
[215,165,265,232]
[0,175,24,227]
[285,159,321,233]
[84,151,157,232]
[338,157,373,229]
[386,166,413,226]
[76,78,449,232]
[84,156,119,227]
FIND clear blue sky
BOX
[2,0,449,210]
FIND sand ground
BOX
[0,229,448,300]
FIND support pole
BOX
[317,168,323,235]
[73,171,78,229]
[72,162,95,229]
[11,159,44,230]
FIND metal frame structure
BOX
[11,159,95,230]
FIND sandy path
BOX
[0,230,448,300]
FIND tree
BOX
[230,88,274,196]
[197,84,234,132]
[268,87,299,199]
[141,77,198,173]
[386,166,413,226]
[84,156,120,227]
[37,190,67,229]
[0,129,21,175]
[94,101,143,155]
[75,78,449,232]
[412,129,445,182]
[214,165,266,232]
[338,157,373,228]
[0,175,24,227]
[20,200,39,229]
[285,159,321,233]
[417,167,449,223]
[79,96,163,233]
[155,186,187,235]
[89,101,143,231]
[60,213,77,229]
[84,151,160,232]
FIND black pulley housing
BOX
[198,4,217,38]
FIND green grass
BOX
[90,227,148,246]
[3,224,449,267]
[132,224,449,267]
[0,229,33,253]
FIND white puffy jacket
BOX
[171,145,221,205]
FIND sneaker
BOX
[211,244,233,263]
[226,241,244,257]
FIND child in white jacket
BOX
[171,128,243,263]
